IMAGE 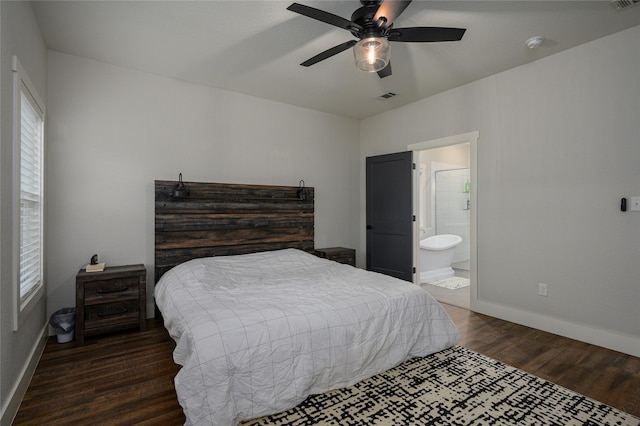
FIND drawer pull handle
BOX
[97,287,128,294]
[98,309,128,317]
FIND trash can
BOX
[49,308,76,343]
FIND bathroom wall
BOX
[434,168,470,264]
[419,144,470,265]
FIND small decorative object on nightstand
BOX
[314,247,356,266]
[75,264,146,344]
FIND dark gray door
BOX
[366,151,414,282]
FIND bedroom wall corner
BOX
[358,25,640,356]
[45,52,361,320]
[0,1,48,423]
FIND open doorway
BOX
[408,132,478,310]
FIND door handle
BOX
[366,225,373,230]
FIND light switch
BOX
[630,197,640,211]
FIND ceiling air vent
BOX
[377,92,397,100]
[610,0,639,9]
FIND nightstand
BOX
[314,247,356,266]
[75,264,147,344]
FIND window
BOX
[13,57,45,330]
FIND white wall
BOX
[0,2,49,424]
[45,52,361,318]
[360,25,640,356]
[419,144,470,238]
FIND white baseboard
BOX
[1,322,48,426]
[472,299,640,358]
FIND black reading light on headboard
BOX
[297,180,308,201]
[171,173,190,198]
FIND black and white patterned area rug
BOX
[243,346,639,426]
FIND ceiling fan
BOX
[287,0,466,78]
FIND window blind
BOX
[19,90,44,303]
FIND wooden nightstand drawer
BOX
[84,300,140,331]
[314,247,356,266]
[76,264,146,344]
[84,278,140,304]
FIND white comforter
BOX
[155,248,459,425]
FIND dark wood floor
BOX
[13,304,640,425]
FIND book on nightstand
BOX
[85,262,106,272]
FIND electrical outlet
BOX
[538,283,548,297]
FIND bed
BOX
[154,180,459,425]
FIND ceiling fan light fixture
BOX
[354,37,390,72]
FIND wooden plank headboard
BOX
[154,180,314,284]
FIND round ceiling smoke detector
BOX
[526,36,544,49]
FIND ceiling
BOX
[31,1,640,120]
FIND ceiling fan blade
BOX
[300,40,357,67]
[287,3,361,32]
[374,0,412,27]
[377,62,392,79]
[387,27,466,42]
